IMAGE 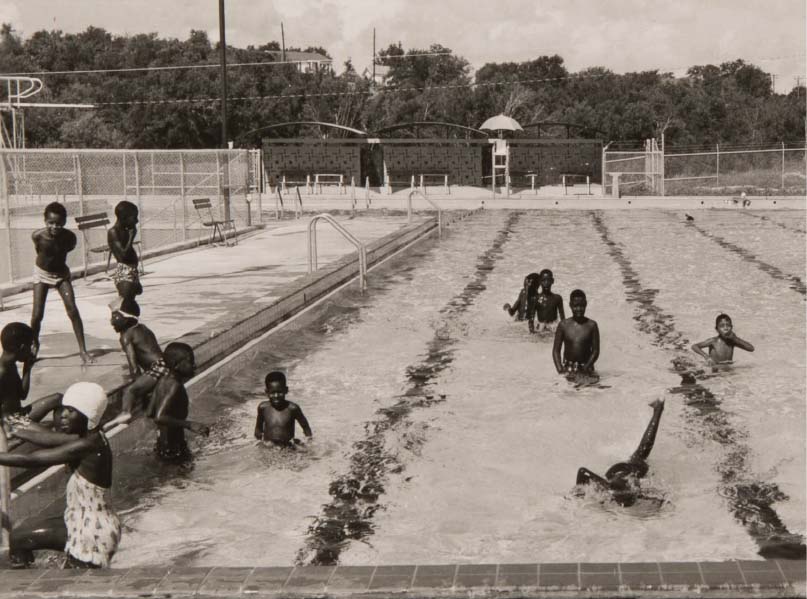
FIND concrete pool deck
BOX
[0,209,803,597]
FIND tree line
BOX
[0,25,803,149]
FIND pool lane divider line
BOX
[296,212,521,566]
[9,212,482,525]
[736,210,807,235]
[591,211,806,560]
[678,217,806,296]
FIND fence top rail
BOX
[0,148,254,155]
[665,148,806,158]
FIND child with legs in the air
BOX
[30,202,92,363]
[503,273,540,333]
[148,342,209,462]
[691,313,754,366]
[107,201,142,313]
[255,371,312,448]
[106,303,167,425]
[534,269,565,333]
[576,399,665,507]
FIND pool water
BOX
[111,209,805,567]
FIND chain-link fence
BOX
[0,149,263,285]
[604,141,806,197]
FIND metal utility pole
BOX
[281,22,286,63]
[218,0,231,220]
[218,0,229,149]
[372,28,376,83]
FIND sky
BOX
[1,0,804,93]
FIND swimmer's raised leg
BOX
[629,399,664,463]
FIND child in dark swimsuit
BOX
[255,371,312,448]
[552,289,599,378]
[534,269,565,333]
[576,399,665,507]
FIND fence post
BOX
[365,176,370,209]
[716,143,720,186]
[601,142,609,196]
[134,153,144,252]
[0,156,13,284]
[243,149,251,227]
[660,133,665,196]
[781,141,785,190]
[73,154,89,276]
[122,154,127,201]
[179,152,187,242]
[351,176,356,216]
[215,152,223,219]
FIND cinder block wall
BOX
[264,144,361,184]
[510,142,602,185]
[382,144,483,185]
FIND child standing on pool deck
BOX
[255,371,312,448]
[691,313,754,366]
[30,202,92,363]
[107,201,142,313]
[535,269,565,333]
[148,342,210,462]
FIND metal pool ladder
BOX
[408,189,442,235]
[308,213,367,291]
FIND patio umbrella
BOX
[480,114,524,137]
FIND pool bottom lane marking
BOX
[592,211,806,560]
[296,212,521,566]
[680,218,806,296]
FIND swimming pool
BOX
[109,209,805,567]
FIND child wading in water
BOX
[148,342,209,462]
[30,202,92,363]
[107,201,142,313]
[503,273,540,333]
[691,313,754,366]
[0,382,121,568]
[534,269,565,333]
[552,289,600,383]
[255,371,312,448]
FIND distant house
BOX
[265,50,333,74]
[361,64,390,85]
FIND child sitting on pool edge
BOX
[691,313,754,366]
[255,371,312,448]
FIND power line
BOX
[6,58,334,77]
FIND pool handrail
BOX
[307,213,367,291]
[407,189,442,235]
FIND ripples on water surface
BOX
[113,209,805,567]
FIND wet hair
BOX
[114,200,138,220]
[163,342,194,369]
[570,289,587,302]
[715,313,732,328]
[539,269,553,279]
[265,371,287,388]
[111,310,139,329]
[1,322,33,353]
[44,202,67,221]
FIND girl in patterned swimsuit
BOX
[0,382,121,568]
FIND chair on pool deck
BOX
[192,198,237,247]
[75,212,144,279]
